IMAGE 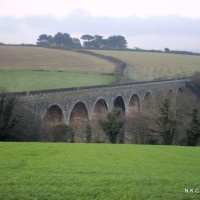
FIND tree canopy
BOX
[106,35,127,49]
[37,32,81,48]
[37,32,128,49]
[81,34,127,49]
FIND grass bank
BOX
[0,71,113,92]
[0,143,199,200]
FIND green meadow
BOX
[0,71,113,92]
[0,143,199,200]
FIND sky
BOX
[0,0,200,51]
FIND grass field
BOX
[0,46,115,92]
[91,50,200,81]
[0,143,199,200]
[2,46,200,92]
[0,71,113,92]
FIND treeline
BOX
[37,33,81,48]
[129,47,200,56]
[36,32,127,49]
[81,34,127,49]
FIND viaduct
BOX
[16,79,187,133]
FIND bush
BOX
[0,93,18,141]
[100,109,125,144]
[42,124,74,142]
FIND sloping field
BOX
[0,46,115,91]
[91,50,200,81]
[0,143,199,200]
[0,46,115,73]
[0,71,113,92]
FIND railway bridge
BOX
[17,79,187,131]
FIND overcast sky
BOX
[0,0,200,51]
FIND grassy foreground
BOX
[0,71,113,92]
[0,143,199,200]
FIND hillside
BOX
[0,46,115,92]
[2,46,200,92]
[91,50,200,81]
[0,46,115,73]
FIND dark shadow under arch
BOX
[143,92,152,111]
[177,88,183,95]
[128,94,140,116]
[113,96,125,113]
[92,99,108,120]
[144,92,152,101]
[176,88,184,105]
[69,102,89,128]
[167,89,174,99]
[44,105,64,126]
[157,91,164,102]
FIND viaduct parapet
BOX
[16,79,187,127]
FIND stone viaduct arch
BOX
[177,88,183,95]
[91,98,108,120]
[167,88,174,98]
[156,91,164,101]
[142,91,153,111]
[19,79,187,131]
[69,101,89,129]
[113,96,126,113]
[127,94,140,117]
[43,105,65,126]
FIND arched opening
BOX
[167,89,174,99]
[176,88,184,105]
[177,88,183,95]
[69,102,89,128]
[143,92,152,110]
[156,91,164,108]
[156,91,164,102]
[92,99,108,120]
[144,92,152,101]
[69,102,89,142]
[113,96,125,113]
[44,105,64,126]
[128,94,140,117]
[167,89,174,104]
[91,99,108,142]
